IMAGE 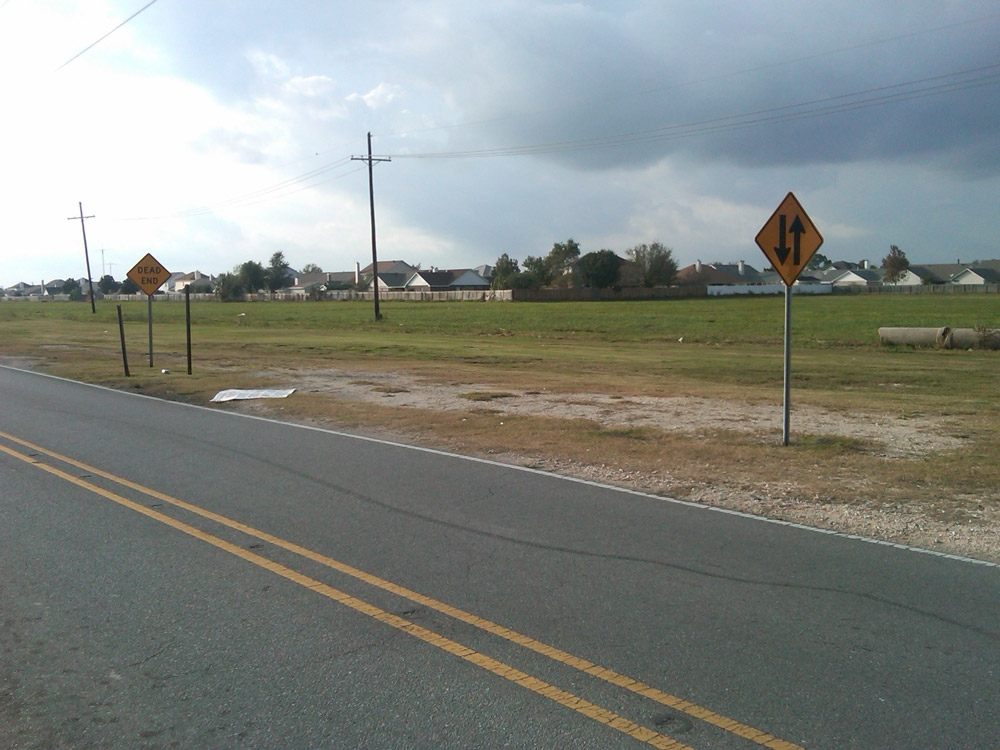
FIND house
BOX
[317,271,358,290]
[284,270,360,297]
[950,266,1000,285]
[366,272,411,292]
[357,260,419,291]
[890,265,947,286]
[822,267,883,287]
[4,282,33,296]
[171,271,214,292]
[404,269,490,291]
[675,260,763,285]
[889,260,1000,286]
[162,272,187,293]
[4,282,43,297]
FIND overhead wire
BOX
[56,0,161,71]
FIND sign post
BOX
[126,253,171,369]
[754,192,823,446]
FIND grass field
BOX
[2,293,998,561]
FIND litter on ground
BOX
[210,388,296,403]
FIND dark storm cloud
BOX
[358,2,1000,178]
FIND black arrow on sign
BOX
[789,215,806,266]
[773,214,791,264]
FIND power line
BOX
[57,0,161,71]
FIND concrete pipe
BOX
[877,327,951,348]
[878,326,1000,349]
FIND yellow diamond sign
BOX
[127,253,171,296]
[755,192,823,286]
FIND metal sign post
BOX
[755,192,823,446]
[126,253,171,371]
[782,284,792,445]
[147,294,154,368]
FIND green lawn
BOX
[2,294,997,409]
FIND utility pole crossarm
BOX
[351,132,391,321]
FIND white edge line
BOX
[3,364,997,569]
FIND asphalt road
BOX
[1,364,997,749]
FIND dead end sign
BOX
[127,253,171,297]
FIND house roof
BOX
[904,265,947,283]
[451,269,490,287]
[405,269,490,290]
[676,261,763,285]
[955,266,1000,283]
[407,270,457,288]
[370,272,410,289]
[174,271,212,282]
[360,260,416,275]
[827,268,883,284]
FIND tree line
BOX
[490,240,678,290]
[215,252,295,301]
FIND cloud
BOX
[347,82,404,110]
[3,1,1000,288]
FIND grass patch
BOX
[794,434,880,454]
[594,426,657,441]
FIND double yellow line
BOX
[0,428,802,750]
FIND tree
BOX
[522,255,554,287]
[806,252,831,271]
[508,271,543,289]
[266,251,291,293]
[490,253,521,289]
[300,263,323,274]
[882,244,910,284]
[61,278,84,301]
[549,239,581,273]
[624,242,677,287]
[576,250,622,288]
[238,260,268,293]
[546,239,581,287]
[214,272,245,302]
[98,274,121,294]
[120,278,140,295]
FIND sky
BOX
[2,1,999,288]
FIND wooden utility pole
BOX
[351,133,390,321]
[67,202,97,313]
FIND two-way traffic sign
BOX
[755,192,823,286]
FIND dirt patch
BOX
[270,366,964,458]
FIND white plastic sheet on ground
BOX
[210,388,296,403]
